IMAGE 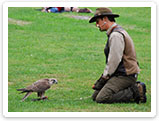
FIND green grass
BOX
[8,7,151,112]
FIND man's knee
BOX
[95,96,104,103]
[94,87,115,103]
[95,94,112,103]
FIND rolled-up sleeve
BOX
[103,32,125,77]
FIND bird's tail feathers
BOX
[17,88,30,93]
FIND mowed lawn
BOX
[8,7,151,112]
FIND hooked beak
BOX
[54,80,58,84]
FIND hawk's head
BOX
[49,78,58,85]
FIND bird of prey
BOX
[17,78,58,101]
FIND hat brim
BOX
[89,14,119,23]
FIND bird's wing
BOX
[27,79,50,92]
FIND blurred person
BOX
[41,7,92,13]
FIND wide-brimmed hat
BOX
[89,7,119,23]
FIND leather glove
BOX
[92,74,110,90]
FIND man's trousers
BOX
[92,75,137,103]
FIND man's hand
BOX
[92,74,110,90]
[101,75,110,80]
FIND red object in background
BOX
[57,7,63,12]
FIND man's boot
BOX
[136,81,147,103]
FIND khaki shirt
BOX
[103,23,125,77]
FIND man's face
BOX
[96,17,109,32]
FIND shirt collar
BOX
[106,23,117,36]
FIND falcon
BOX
[17,78,58,101]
